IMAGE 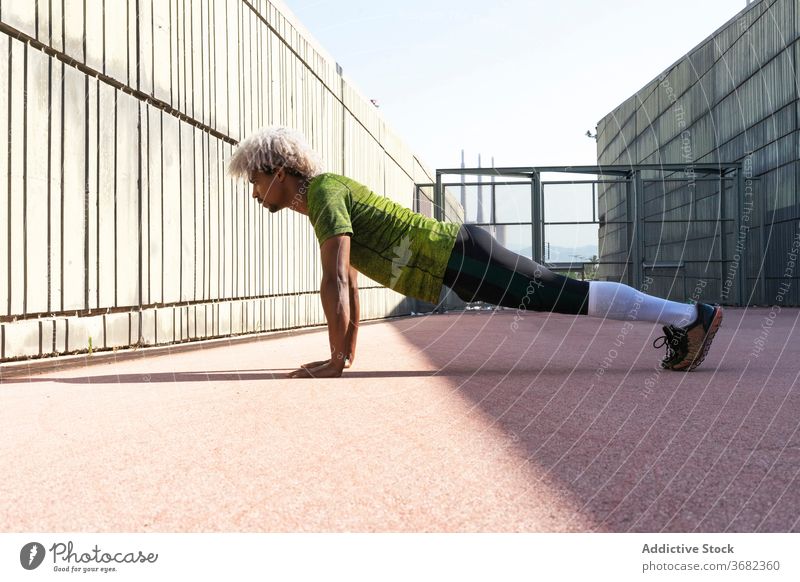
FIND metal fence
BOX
[435,163,755,307]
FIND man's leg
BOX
[586,281,696,326]
[443,224,697,326]
[442,224,723,370]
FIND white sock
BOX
[587,281,698,327]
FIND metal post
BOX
[538,174,546,263]
[625,176,634,286]
[719,172,726,305]
[759,174,767,305]
[625,172,641,289]
[539,179,546,263]
[435,171,443,222]
[477,154,483,224]
[735,165,748,307]
[491,182,496,236]
[531,172,542,262]
[635,171,645,290]
[491,156,496,238]
[530,175,536,262]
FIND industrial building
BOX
[596,0,799,307]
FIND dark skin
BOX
[249,168,359,378]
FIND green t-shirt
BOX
[306,173,460,304]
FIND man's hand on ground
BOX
[288,359,347,378]
[300,359,330,369]
[299,357,352,370]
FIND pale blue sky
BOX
[284,0,746,252]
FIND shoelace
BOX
[652,326,686,362]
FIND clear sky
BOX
[284,0,747,254]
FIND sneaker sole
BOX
[673,306,724,371]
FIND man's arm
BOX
[319,234,351,371]
[346,265,359,365]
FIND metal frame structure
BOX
[434,164,751,306]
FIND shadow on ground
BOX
[385,309,800,532]
[3,370,443,383]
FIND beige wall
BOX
[0,0,463,362]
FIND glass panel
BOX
[494,184,532,224]
[464,224,534,259]
[458,184,494,224]
[543,182,595,223]
[543,224,599,263]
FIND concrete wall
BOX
[596,0,799,306]
[0,0,463,362]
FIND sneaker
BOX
[653,325,689,370]
[672,303,723,371]
[653,304,724,371]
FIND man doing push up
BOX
[227,126,723,379]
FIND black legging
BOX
[442,224,590,315]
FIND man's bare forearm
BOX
[346,283,359,360]
[320,277,350,368]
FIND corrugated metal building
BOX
[0,0,463,362]
[596,0,799,307]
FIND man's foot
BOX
[653,324,688,370]
[653,303,723,371]
[672,303,723,371]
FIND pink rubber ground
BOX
[1,308,798,532]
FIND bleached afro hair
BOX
[227,125,324,180]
